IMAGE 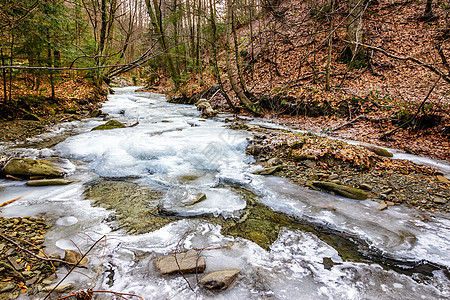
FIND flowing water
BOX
[1,87,450,299]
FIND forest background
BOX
[0,0,449,159]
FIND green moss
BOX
[91,120,126,131]
[84,180,174,234]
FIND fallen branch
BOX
[0,232,87,269]
[345,41,450,84]
[381,75,441,139]
[57,289,144,300]
[331,115,367,132]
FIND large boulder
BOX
[312,181,368,200]
[91,120,126,131]
[199,269,240,291]
[3,158,71,177]
[155,250,206,275]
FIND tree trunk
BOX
[225,0,260,114]
[347,0,368,57]
[208,0,236,112]
[145,0,180,90]
[424,0,433,18]
[325,0,335,91]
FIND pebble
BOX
[377,202,388,211]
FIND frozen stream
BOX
[1,87,450,299]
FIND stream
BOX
[1,86,450,299]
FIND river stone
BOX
[91,120,126,130]
[303,160,316,168]
[64,250,88,265]
[190,193,207,205]
[365,146,393,157]
[246,145,262,156]
[0,282,15,293]
[4,158,66,177]
[253,165,282,175]
[312,181,368,200]
[199,269,240,291]
[267,157,282,166]
[26,178,74,186]
[436,175,450,183]
[377,201,388,211]
[359,183,373,191]
[155,250,205,275]
[433,197,447,204]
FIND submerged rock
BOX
[26,178,74,186]
[199,269,240,291]
[3,158,68,177]
[312,181,368,200]
[155,250,206,275]
[91,120,126,131]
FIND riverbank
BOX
[230,120,449,214]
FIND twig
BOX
[44,235,106,300]
[381,75,441,139]
[57,289,144,300]
[331,115,367,132]
[0,194,26,207]
[0,232,86,269]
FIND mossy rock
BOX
[91,120,126,131]
[4,158,65,177]
[365,146,393,157]
[312,181,368,200]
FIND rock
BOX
[433,197,447,204]
[267,157,282,166]
[359,183,373,191]
[246,145,262,156]
[253,165,282,175]
[386,201,395,206]
[26,179,74,186]
[377,201,388,211]
[190,193,207,205]
[312,181,368,200]
[328,174,339,180]
[199,269,240,291]
[64,250,88,265]
[4,158,67,177]
[365,146,393,157]
[303,160,316,168]
[91,120,126,130]
[381,188,393,195]
[0,282,16,293]
[195,99,218,118]
[380,193,387,200]
[43,283,72,292]
[90,110,102,117]
[436,175,450,183]
[155,250,206,275]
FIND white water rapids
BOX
[1,87,449,299]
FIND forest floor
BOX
[0,76,107,142]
